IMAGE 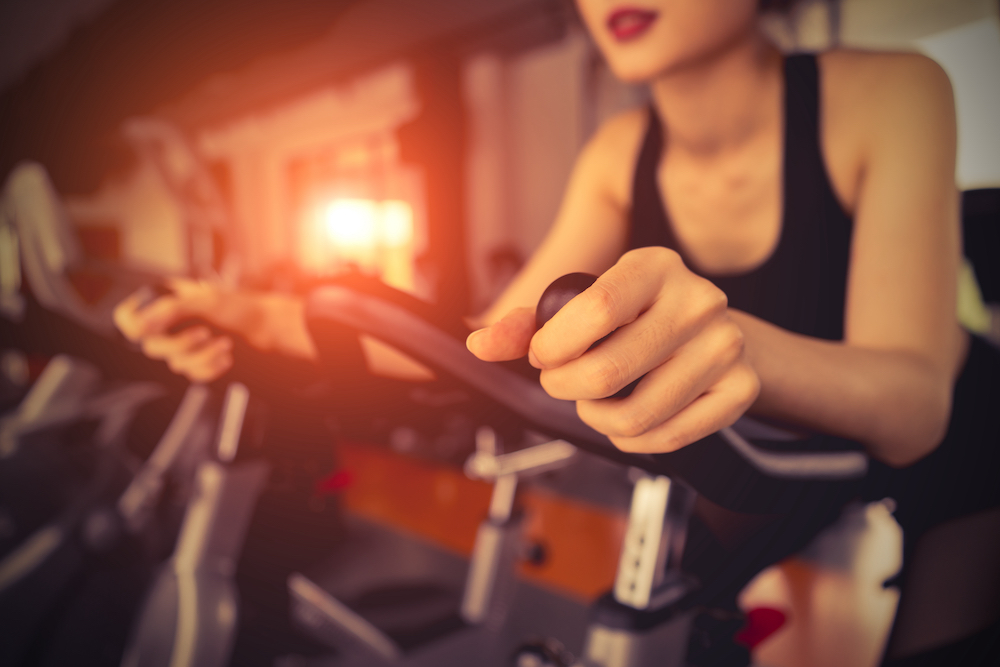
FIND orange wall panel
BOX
[336,441,626,601]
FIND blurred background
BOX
[2,0,997,316]
[1,2,999,667]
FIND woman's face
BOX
[575,0,760,82]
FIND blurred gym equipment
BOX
[300,279,869,667]
[4,154,991,666]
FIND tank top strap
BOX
[629,105,670,251]
[782,53,834,247]
[783,54,821,156]
[778,53,854,341]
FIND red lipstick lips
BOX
[606,6,659,41]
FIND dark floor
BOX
[284,514,592,667]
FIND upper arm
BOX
[477,108,648,325]
[834,53,962,378]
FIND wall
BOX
[462,29,646,310]
[772,0,1000,189]
[64,160,188,275]
[840,0,998,49]
[197,64,424,287]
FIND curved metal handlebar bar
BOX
[305,285,867,482]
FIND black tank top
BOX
[628,53,1000,539]
[629,54,852,341]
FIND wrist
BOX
[241,291,281,352]
[256,293,316,360]
[203,287,271,350]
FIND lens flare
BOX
[324,199,380,248]
[323,199,413,248]
[380,200,413,246]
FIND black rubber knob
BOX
[535,273,640,398]
[535,273,598,330]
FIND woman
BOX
[115,1,999,663]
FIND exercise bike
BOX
[1,156,872,666]
[0,158,337,666]
[247,275,871,667]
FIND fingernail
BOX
[528,348,542,369]
[466,328,485,351]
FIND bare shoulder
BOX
[578,106,649,207]
[819,49,954,133]
[820,49,949,82]
[816,50,955,208]
[590,106,649,154]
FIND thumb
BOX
[466,307,536,362]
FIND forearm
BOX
[730,309,963,466]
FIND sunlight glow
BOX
[381,200,414,247]
[323,198,413,249]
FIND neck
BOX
[649,30,783,157]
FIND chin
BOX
[606,60,662,84]
[602,47,684,84]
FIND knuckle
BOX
[738,364,761,403]
[616,407,657,439]
[719,320,746,360]
[654,246,682,272]
[722,363,759,411]
[656,432,684,453]
[698,280,728,315]
[618,247,646,268]
[627,246,679,273]
[586,358,629,397]
[538,371,567,400]
[583,285,620,332]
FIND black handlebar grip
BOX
[535,273,599,330]
[536,273,640,398]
